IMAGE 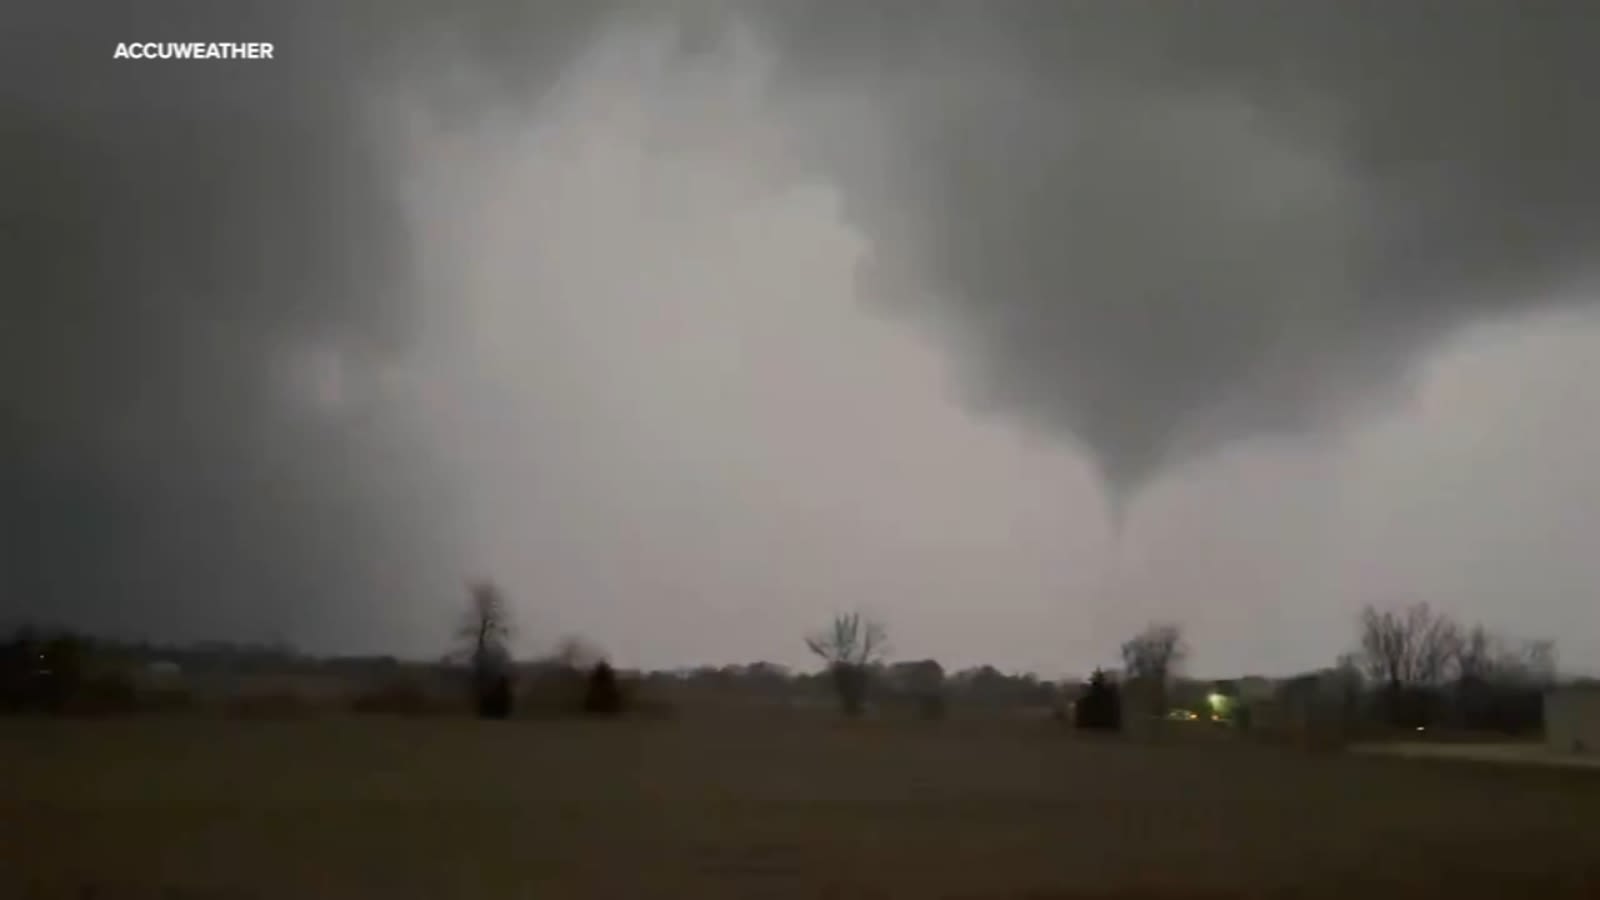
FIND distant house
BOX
[1545,685,1600,755]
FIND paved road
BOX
[1351,741,1600,770]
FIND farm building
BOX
[1544,685,1600,755]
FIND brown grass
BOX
[1,715,1597,899]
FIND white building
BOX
[1544,685,1600,754]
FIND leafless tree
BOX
[1438,622,1556,687]
[1453,623,1496,682]
[1359,608,1557,730]
[1120,623,1187,683]
[457,580,513,683]
[805,612,888,668]
[1357,603,1460,690]
[804,612,888,716]
[1119,622,1186,714]
[1443,625,1557,731]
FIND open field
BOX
[2,716,1599,899]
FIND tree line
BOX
[1066,604,1561,735]
[1,586,1572,735]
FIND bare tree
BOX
[805,612,889,667]
[1443,621,1557,688]
[1454,623,1497,682]
[1357,603,1460,691]
[457,580,513,687]
[1120,623,1187,712]
[1430,621,1557,732]
[804,612,887,716]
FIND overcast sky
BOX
[6,2,1600,677]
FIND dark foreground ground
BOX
[2,715,1597,899]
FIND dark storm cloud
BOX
[1,1,620,644]
[10,0,1600,651]
[749,1,1600,501]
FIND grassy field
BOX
[2,715,1598,899]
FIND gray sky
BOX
[6,2,1600,677]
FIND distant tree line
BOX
[1353,602,1556,732]
[1060,605,1562,738]
[1,589,1572,738]
[0,605,1054,722]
